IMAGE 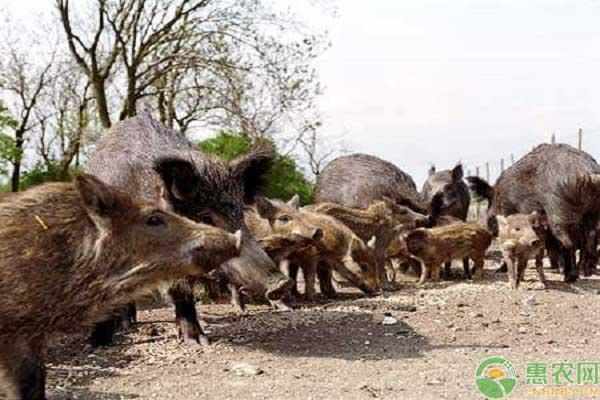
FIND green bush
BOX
[199,132,314,204]
[19,161,81,191]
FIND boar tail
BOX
[466,176,494,202]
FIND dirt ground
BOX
[46,260,600,400]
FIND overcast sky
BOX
[2,0,600,185]
[317,0,600,184]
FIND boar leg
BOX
[119,303,137,329]
[505,255,518,289]
[1,341,45,400]
[443,262,452,280]
[418,263,430,285]
[168,282,209,346]
[535,250,548,289]
[89,317,118,348]
[285,261,301,297]
[303,260,318,300]
[376,249,396,291]
[431,263,442,282]
[516,258,528,286]
[579,226,598,277]
[462,258,472,279]
[317,261,337,298]
[229,283,246,315]
[472,256,485,281]
[561,248,578,283]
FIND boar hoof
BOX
[270,299,292,312]
[564,274,578,283]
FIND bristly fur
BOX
[551,174,600,225]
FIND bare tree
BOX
[0,29,56,191]
[298,123,348,178]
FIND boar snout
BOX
[189,230,243,274]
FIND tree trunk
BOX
[91,76,112,129]
[10,130,24,192]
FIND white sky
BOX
[2,0,600,185]
[317,0,600,184]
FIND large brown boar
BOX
[85,114,291,346]
[497,212,548,289]
[0,175,241,400]
[315,154,427,289]
[467,144,600,282]
[405,223,492,284]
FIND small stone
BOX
[364,340,371,346]
[518,326,528,334]
[230,362,264,377]
[547,339,555,345]
[382,316,398,325]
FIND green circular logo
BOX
[475,357,517,399]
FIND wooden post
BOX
[578,128,583,150]
[551,133,556,144]
[500,158,504,172]
[475,166,480,177]
[510,154,515,165]
[485,162,490,182]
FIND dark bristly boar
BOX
[405,223,492,284]
[0,175,241,400]
[496,212,548,289]
[85,114,291,346]
[315,153,427,289]
[467,143,600,282]
[423,165,471,279]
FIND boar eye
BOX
[277,215,291,223]
[197,213,214,225]
[146,214,166,227]
[359,264,369,272]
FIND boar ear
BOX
[230,145,274,203]
[430,192,444,217]
[154,157,200,201]
[287,194,300,210]
[530,209,549,228]
[451,164,463,181]
[428,165,436,177]
[75,174,118,226]
[255,196,278,220]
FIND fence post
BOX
[500,158,504,172]
[485,162,490,182]
[578,128,583,150]
[551,133,556,144]
[510,154,515,165]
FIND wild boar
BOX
[0,175,241,400]
[315,153,427,289]
[305,199,430,289]
[251,196,379,297]
[467,143,600,282]
[85,114,291,346]
[497,212,548,289]
[423,165,471,279]
[405,223,492,284]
